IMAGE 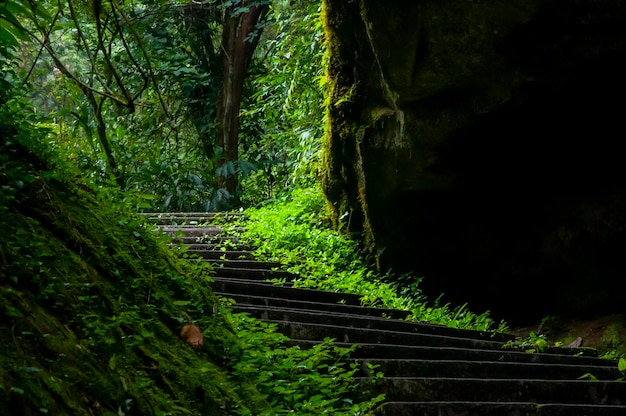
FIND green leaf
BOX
[618,358,626,372]
[0,9,30,42]
[109,355,117,370]
[6,0,34,17]
[173,300,191,306]
[238,160,258,176]
[578,373,598,381]
[0,23,20,50]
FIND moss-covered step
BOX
[363,377,626,404]
[377,402,626,416]
[219,292,411,319]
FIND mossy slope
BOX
[0,139,266,414]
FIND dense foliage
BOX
[0,1,377,404]
[224,188,510,332]
[240,1,326,203]
[7,0,324,211]
[2,2,516,413]
[0,96,384,414]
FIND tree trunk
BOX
[215,2,268,195]
[84,92,123,187]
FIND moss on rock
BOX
[0,115,268,414]
[321,0,626,324]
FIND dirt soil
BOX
[512,314,626,357]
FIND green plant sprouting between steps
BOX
[579,356,626,382]
[221,187,509,333]
[619,357,626,381]
[227,311,385,415]
[502,331,549,353]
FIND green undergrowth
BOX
[0,99,383,415]
[228,188,509,333]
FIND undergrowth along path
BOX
[146,211,626,416]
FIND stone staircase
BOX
[145,212,626,416]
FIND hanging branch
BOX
[22,8,60,85]
[18,14,130,107]
[110,0,172,118]
[66,0,117,99]
[88,0,135,112]
[108,0,150,102]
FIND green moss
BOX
[601,324,626,355]
[321,0,388,264]
[0,134,269,414]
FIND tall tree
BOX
[182,0,268,195]
[216,1,268,194]
[181,2,220,162]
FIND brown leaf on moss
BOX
[180,324,204,349]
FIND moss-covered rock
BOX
[0,112,267,414]
[322,0,626,324]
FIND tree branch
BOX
[109,0,150,101]
[66,0,116,98]
[111,0,172,118]
[22,8,60,85]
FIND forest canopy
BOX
[2,0,325,211]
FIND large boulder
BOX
[322,0,626,324]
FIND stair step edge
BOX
[230,304,514,342]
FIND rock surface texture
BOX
[322,0,626,324]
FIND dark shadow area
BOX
[380,25,626,325]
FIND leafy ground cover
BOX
[225,188,510,333]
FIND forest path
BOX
[145,212,626,416]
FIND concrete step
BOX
[362,377,626,404]
[184,249,259,261]
[221,293,411,320]
[289,341,612,366]
[211,266,297,280]
[175,248,255,260]
[160,225,226,237]
[357,359,621,380]
[377,402,626,416]
[534,404,626,416]
[211,277,363,306]
[171,236,243,246]
[231,304,513,343]
[142,212,244,226]
[269,320,507,350]
[203,258,284,270]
